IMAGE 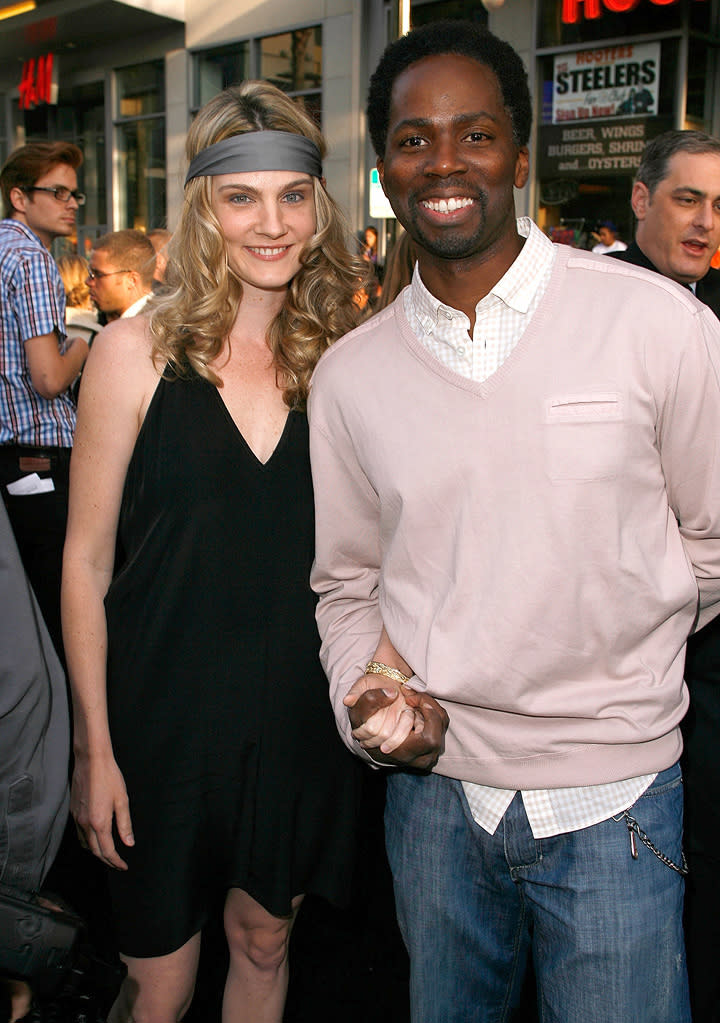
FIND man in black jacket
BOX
[612,129,720,314]
[613,129,720,1023]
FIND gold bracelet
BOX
[365,660,411,685]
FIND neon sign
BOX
[18,53,56,109]
[562,0,703,24]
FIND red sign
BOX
[18,53,56,110]
[562,0,702,23]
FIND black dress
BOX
[103,369,360,958]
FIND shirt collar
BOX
[408,218,555,329]
[1,217,46,250]
[121,293,151,318]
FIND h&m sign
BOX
[19,54,58,110]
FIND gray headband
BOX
[184,130,323,186]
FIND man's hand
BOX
[345,676,449,771]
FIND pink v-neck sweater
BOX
[309,245,720,790]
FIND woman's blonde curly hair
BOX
[150,81,367,409]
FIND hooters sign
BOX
[562,0,705,23]
[18,53,57,110]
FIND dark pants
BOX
[682,675,720,1023]
[0,444,118,963]
[0,445,71,666]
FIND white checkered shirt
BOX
[405,217,655,838]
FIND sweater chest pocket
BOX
[543,393,624,481]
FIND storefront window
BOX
[74,99,106,245]
[690,0,714,28]
[192,28,323,125]
[535,0,720,247]
[535,38,678,247]
[117,62,165,117]
[0,99,6,163]
[538,39,679,127]
[55,82,107,252]
[411,0,488,28]
[539,0,688,49]
[259,28,321,95]
[194,43,249,109]
[114,62,165,231]
[687,38,719,126]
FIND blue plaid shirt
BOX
[0,219,76,446]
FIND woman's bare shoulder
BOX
[91,314,158,365]
[77,315,163,433]
[85,315,161,390]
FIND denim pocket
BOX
[621,763,686,875]
[635,761,683,800]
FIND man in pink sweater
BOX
[309,20,720,1023]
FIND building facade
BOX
[535,0,720,245]
[0,0,717,255]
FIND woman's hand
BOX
[344,676,449,770]
[345,676,420,754]
[71,751,134,870]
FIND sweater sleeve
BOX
[659,304,720,630]
[308,381,384,760]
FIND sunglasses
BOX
[86,267,131,280]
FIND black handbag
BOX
[0,885,82,995]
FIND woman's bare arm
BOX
[61,316,159,868]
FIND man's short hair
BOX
[92,229,156,289]
[147,228,171,250]
[635,130,720,196]
[0,141,83,218]
[367,20,532,158]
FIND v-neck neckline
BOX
[211,383,293,468]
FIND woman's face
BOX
[210,168,317,299]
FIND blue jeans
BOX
[385,764,690,1023]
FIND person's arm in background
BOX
[25,331,88,399]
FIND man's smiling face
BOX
[377,53,528,269]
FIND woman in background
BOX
[57,254,99,347]
[377,229,417,310]
[361,224,378,266]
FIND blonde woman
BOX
[57,253,99,347]
[61,82,365,1023]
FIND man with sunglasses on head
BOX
[0,141,88,663]
[86,229,156,323]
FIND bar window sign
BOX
[18,53,58,110]
[553,42,660,123]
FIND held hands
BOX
[344,675,449,771]
[71,751,134,870]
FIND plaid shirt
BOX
[0,219,76,446]
[405,218,655,839]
